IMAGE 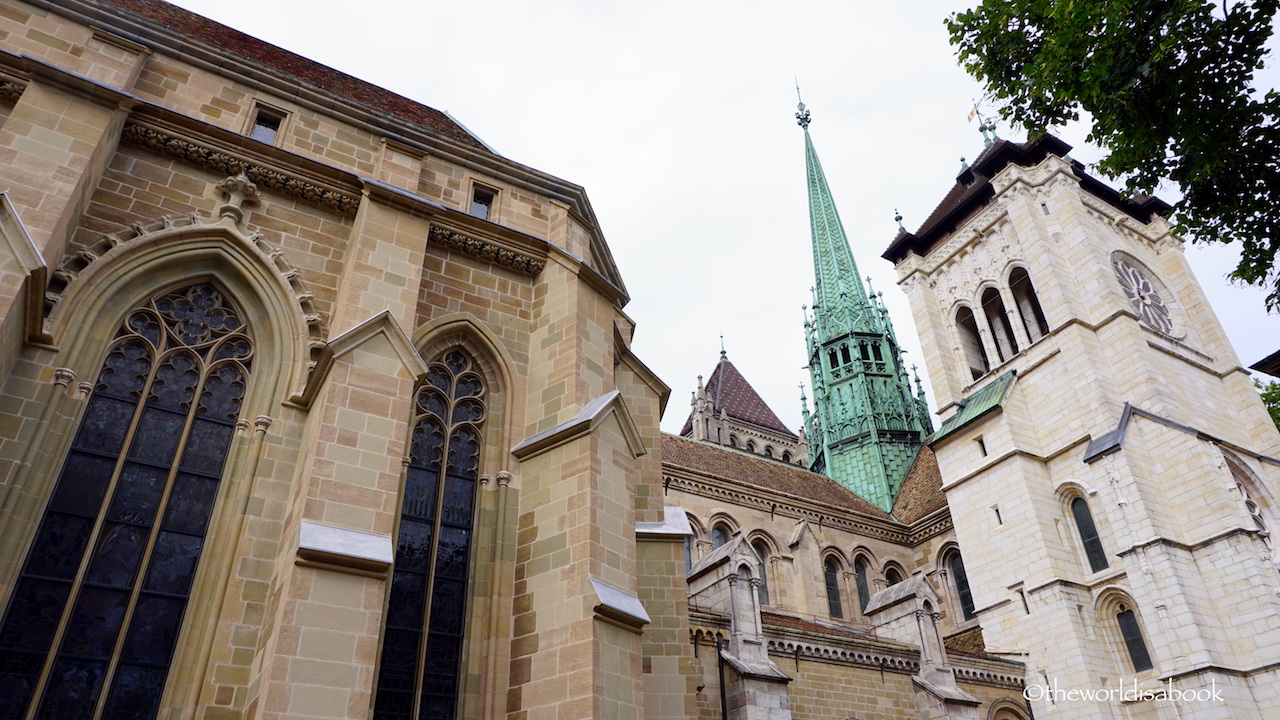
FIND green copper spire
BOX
[798,104,933,512]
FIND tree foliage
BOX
[947,1,1280,308]
[1257,378,1280,430]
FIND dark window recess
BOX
[841,345,852,364]
[854,559,870,614]
[1072,498,1110,572]
[950,553,977,621]
[824,560,843,619]
[754,543,769,605]
[250,108,283,144]
[470,186,496,220]
[1117,607,1154,672]
[374,350,488,720]
[711,526,728,549]
[0,284,251,720]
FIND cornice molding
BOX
[662,469,912,545]
[428,225,545,277]
[121,122,360,216]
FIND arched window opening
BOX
[729,435,738,448]
[374,350,487,720]
[871,343,883,362]
[982,287,1019,362]
[763,446,773,458]
[828,350,838,369]
[1072,497,1109,572]
[840,345,852,364]
[0,284,253,720]
[955,306,990,380]
[753,542,770,605]
[1009,268,1049,342]
[859,342,870,361]
[1225,453,1275,552]
[885,565,905,586]
[823,559,844,619]
[711,525,730,549]
[948,552,977,621]
[854,558,871,614]
[745,440,756,453]
[1117,605,1154,672]
[782,451,792,464]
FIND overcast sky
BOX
[170,0,1280,434]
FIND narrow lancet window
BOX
[374,350,487,720]
[982,287,1019,362]
[1072,497,1109,572]
[956,306,990,380]
[1010,268,1049,342]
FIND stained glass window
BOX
[1072,498,1110,573]
[1113,258,1174,334]
[949,552,977,621]
[1117,605,1154,672]
[823,559,843,619]
[0,284,252,720]
[374,350,486,720]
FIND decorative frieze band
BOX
[428,226,546,277]
[121,123,361,216]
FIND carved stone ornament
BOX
[121,123,360,216]
[1113,257,1174,334]
[428,226,546,277]
[0,79,25,104]
[215,173,261,226]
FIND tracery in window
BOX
[1112,256,1174,334]
[0,284,252,720]
[374,350,486,720]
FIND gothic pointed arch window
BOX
[374,350,488,720]
[945,550,977,621]
[981,287,1019,362]
[1115,603,1154,672]
[1223,451,1276,555]
[0,283,252,720]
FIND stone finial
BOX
[215,173,261,228]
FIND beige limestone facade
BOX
[0,3,1273,720]
[886,136,1280,718]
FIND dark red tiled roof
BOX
[100,0,486,150]
[679,357,796,438]
[889,446,946,524]
[662,434,890,520]
[943,626,989,658]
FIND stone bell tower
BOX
[884,132,1280,719]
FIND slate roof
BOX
[679,356,797,438]
[96,0,487,150]
[662,434,890,520]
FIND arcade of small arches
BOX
[954,265,1048,381]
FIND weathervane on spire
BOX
[795,81,811,129]
[720,333,727,359]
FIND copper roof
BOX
[98,0,487,150]
[679,356,797,438]
[662,434,890,519]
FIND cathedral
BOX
[0,2,1277,720]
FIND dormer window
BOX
[470,184,496,220]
